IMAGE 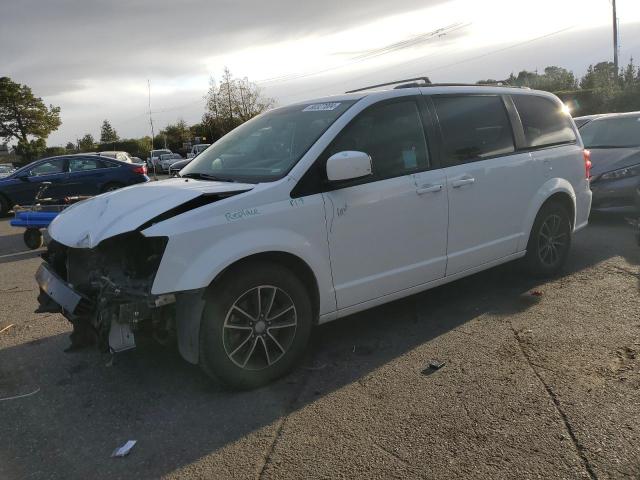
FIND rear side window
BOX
[512,95,576,148]
[69,158,102,171]
[327,99,429,180]
[433,95,514,166]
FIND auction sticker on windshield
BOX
[302,102,341,112]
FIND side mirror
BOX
[326,151,372,182]
[15,170,29,180]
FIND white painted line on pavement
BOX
[0,250,42,259]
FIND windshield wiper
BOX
[181,172,236,182]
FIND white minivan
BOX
[37,80,592,389]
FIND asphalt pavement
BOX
[0,212,638,479]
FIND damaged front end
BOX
[36,232,176,353]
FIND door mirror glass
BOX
[326,151,372,182]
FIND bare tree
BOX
[204,68,274,138]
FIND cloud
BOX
[3,0,640,145]
[2,0,446,95]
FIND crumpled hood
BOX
[589,147,640,177]
[48,178,254,248]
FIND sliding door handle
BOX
[417,184,443,195]
[452,177,475,188]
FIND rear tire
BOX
[101,182,124,193]
[524,202,572,277]
[199,261,313,390]
[24,228,43,250]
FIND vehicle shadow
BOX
[0,216,637,479]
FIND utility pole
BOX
[148,79,157,180]
[612,0,619,72]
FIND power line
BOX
[255,23,469,86]
[274,24,576,103]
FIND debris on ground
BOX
[422,360,446,375]
[0,324,15,335]
[429,360,446,370]
[111,440,137,458]
[529,291,543,297]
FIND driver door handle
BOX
[452,176,475,188]
[416,184,443,195]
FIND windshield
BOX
[580,115,640,148]
[181,100,356,182]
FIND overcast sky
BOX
[3,0,640,146]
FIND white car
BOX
[159,153,183,173]
[36,81,591,389]
[147,149,172,170]
[186,143,210,159]
[98,151,134,163]
[0,163,15,178]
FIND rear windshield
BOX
[181,101,356,183]
[579,115,640,148]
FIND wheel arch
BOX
[518,178,577,252]
[100,181,125,193]
[173,250,322,368]
[211,251,321,324]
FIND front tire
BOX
[524,202,572,277]
[199,261,313,390]
[24,228,43,250]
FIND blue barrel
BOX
[10,211,59,229]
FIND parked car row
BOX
[0,154,148,216]
[147,144,211,173]
[0,143,210,215]
[0,163,15,178]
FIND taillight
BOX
[583,149,591,179]
[132,164,147,175]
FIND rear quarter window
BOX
[512,95,576,148]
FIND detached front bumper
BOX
[35,263,92,316]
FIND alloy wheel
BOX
[222,285,297,371]
[537,214,567,267]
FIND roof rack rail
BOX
[345,77,432,94]
[346,79,532,94]
[423,82,532,89]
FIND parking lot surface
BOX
[0,213,638,479]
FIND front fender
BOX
[146,192,335,316]
[517,177,576,252]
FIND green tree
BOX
[0,77,61,161]
[158,118,191,151]
[65,141,76,151]
[502,66,576,92]
[14,138,46,161]
[78,133,95,151]
[44,146,67,157]
[100,119,119,143]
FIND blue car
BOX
[0,154,149,215]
